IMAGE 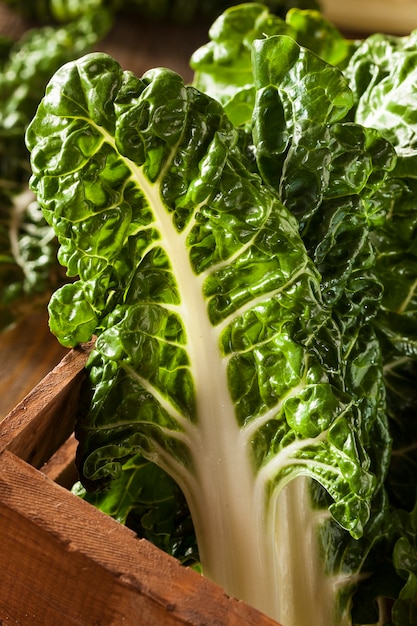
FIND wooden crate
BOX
[0,343,280,626]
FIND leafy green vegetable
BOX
[392,504,417,624]
[0,192,61,329]
[0,0,108,22]
[191,5,355,126]
[0,8,112,330]
[23,3,417,625]
[26,42,394,624]
[344,30,417,179]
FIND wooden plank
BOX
[0,341,94,466]
[0,450,279,626]
[41,432,79,487]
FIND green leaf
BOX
[0,10,112,332]
[345,31,417,178]
[191,5,352,127]
[26,50,388,624]
[390,504,417,625]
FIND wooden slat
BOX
[0,345,281,624]
[41,432,79,487]
[0,450,279,626]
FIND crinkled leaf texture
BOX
[391,504,417,625]
[0,191,64,330]
[347,33,417,618]
[191,4,354,127]
[250,34,397,625]
[27,52,383,625]
[345,30,417,178]
[0,9,112,331]
[192,7,417,623]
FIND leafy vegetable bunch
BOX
[25,3,417,625]
[0,0,319,332]
[0,6,112,330]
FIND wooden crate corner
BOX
[0,344,279,626]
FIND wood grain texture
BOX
[0,450,279,626]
